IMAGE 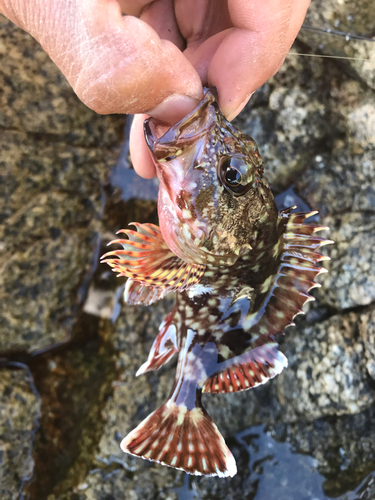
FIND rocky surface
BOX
[0,14,124,353]
[1,5,375,500]
[0,365,41,500]
[300,0,375,91]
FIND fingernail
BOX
[147,94,200,124]
[226,93,254,122]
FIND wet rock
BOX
[56,298,184,500]
[279,405,375,498]
[23,322,119,499]
[0,365,41,500]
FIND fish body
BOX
[101,89,331,477]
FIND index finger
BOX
[209,0,310,119]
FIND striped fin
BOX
[247,209,332,339]
[136,310,179,375]
[203,343,287,393]
[124,279,168,305]
[101,223,205,301]
[121,400,237,477]
[204,209,332,394]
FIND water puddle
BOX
[176,425,375,500]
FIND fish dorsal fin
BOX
[203,343,287,393]
[243,209,333,339]
[101,223,206,303]
[204,209,332,394]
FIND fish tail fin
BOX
[121,400,237,477]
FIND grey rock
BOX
[0,131,119,353]
[0,366,41,500]
[0,14,124,353]
[0,15,124,146]
[274,310,375,420]
[299,0,375,90]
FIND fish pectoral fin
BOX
[124,279,167,305]
[101,222,205,301]
[136,311,179,375]
[203,342,287,394]
[121,400,237,477]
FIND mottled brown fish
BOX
[101,89,331,478]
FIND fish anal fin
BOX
[101,223,205,298]
[203,343,287,394]
[137,311,179,375]
[121,400,237,477]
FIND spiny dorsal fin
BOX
[245,209,332,339]
[101,223,205,303]
[204,209,332,394]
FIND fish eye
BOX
[219,156,253,195]
[225,167,242,186]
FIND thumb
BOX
[0,0,203,114]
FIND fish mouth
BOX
[144,89,243,267]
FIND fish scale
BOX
[101,88,332,477]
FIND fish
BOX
[101,88,332,478]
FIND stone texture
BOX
[274,309,375,420]
[0,14,125,353]
[0,15,124,146]
[0,366,41,500]
[298,0,375,90]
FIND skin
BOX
[0,0,310,178]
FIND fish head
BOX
[144,88,279,266]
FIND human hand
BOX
[0,0,310,178]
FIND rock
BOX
[294,86,375,310]
[274,309,375,421]
[298,0,375,90]
[0,14,125,353]
[0,131,119,353]
[316,213,375,309]
[279,406,375,498]
[0,365,41,500]
[0,15,124,146]
[44,298,184,500]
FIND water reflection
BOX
[177,425,375,500]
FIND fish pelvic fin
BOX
[124,278,167,305]
[120,400,237,477]
[136,310,179,376]
[101,223,205,303]
[203,342,287,394]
